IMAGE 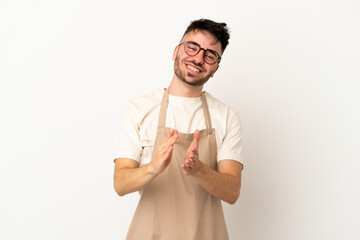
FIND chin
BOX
[182,78,206,87]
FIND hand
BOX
[182,129,200,175]
[150,129,179,175]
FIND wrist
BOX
[147,162,159,176]
[192,160,204,176]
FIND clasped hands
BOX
[152,129,201,176]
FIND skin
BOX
[113,30,243,204]
[113,129,179,196]
[168,30,220,98]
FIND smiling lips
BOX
[186,64,203,74]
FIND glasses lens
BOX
[204,51,218,64]
[184,42,200,56]
[183,41,219,65]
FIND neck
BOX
[168,75,204,98]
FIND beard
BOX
[174,54,214,87]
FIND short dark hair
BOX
[182,19,230,53]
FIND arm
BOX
[181,129,243,204]
[113,158,154,196]
[192,160,243,204]
[113,129,179,196]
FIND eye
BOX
[186,44,198,52]
[205,53,216,60]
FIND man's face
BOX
[173,30,222,87]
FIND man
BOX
[113,19,244,240]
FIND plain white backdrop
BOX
[1,0,359,239]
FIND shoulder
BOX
[127,89,164,114]
[128,88,164,106]
[204,92,240,122]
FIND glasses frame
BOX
[178,41,221,65]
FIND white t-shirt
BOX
[116,89,243,167]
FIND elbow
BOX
[226,197,238,205]
[113,182,126,197]
[227,182,242,205]
[226,191,240,205]
[116,190,126,197]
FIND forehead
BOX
[182,30,222,54]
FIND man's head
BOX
[181,19,230,53]
[173,19,230,87]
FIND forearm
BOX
[114,131,178,196]
[113,161,157,196]
[192,161,241,204]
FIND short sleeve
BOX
[217,113,244,165]
[115,102,143,162]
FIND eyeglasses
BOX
[178,41,221,65]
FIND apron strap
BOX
[201,92,213,133]
[157,88,213,132]
[157,88,169,128]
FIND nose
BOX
[192,49,205,65]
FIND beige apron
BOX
[126,88,229,240]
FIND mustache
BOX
[185,60,204,71]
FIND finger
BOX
[185,159,194,167]
[163,129,174,144]
[159,139,172,153]
[158,142,167,154]
[181,164,188,171]
[189,151,198,161]
[171,132,178,144]
[166,129,175,140]
[171,130,179,143]
[182,163,191,172]
[190,129,200,150]
[181,165,190,175]
[168,129,179,145]
[163,145,173,159]
[160,129,177,151]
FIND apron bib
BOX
[126,88,229,240]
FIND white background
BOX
[1,0,359,239]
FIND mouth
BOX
[185,64,203,74]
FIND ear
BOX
[211,64,220,77]
[172,46,179,61]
